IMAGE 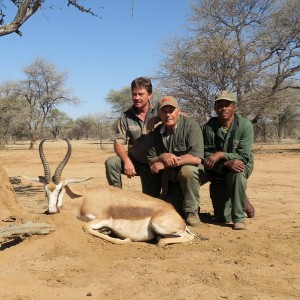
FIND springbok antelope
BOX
[25,139,195,247]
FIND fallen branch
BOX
[0,221,55,246]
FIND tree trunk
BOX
[29,135,39,149]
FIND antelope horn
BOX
[52,139,72,184]
[39,139,51,184]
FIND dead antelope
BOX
[25,139,195,247]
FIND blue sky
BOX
[1,0,192,118]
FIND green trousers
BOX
[161,165,206,214]
[105,155,161,198]
[209,166,252,223]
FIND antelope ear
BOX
[22,175,46,184]
[64,177,93,185]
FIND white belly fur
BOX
[91,217,155,241]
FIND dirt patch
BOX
[0,140,299,299]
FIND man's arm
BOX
[114,143,137,178]
[204,118,254,172]
[148,118,203,172]
[149,153,201,174]
[224,120,254,164]
[184,118,204,162]
[114,114,138,178]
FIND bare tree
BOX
[0,97,26,145]
[90,112,113,149]
[45,108,71,140]
[255,116,271,142]
[248,0,300,125]
[0,80,28,146]
[65,120,84,140]
[157,0,300,132]
[74,116,94,140]
[18,57,79,149]
[158,0,275,119]
[158,39,221,122]
[269,89,300,142]
[0,0,102,37]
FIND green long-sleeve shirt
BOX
[147,115,204,159]
[203,114,254,173]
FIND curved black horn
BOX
[39,139,51,184]
[52,139,72,184]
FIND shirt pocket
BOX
[173,142,188,156]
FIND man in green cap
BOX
[147,96,205,227]
[203,90,255,230]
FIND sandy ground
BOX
[0,140,299,300]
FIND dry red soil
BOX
[0,140,299,300]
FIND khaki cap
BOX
[158,96,179,110]
[215,90,237,102]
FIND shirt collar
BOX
[160,123,178,135]
[130,101,154,115]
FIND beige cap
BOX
[158,96,179,110]
[215,90,237,102]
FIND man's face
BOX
[159,105,180,129]
[131,87,152,109]
[215,100,236,122]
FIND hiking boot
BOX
[245,196,255,218]
[185,210,201,227]
[233,222,246,230]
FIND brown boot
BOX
[185,210,201,227]
[233,222,246,230]
[245,196,255,218]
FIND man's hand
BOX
[150,161,165,173]
[123,158,137,178]
[204,152,223,170]
[223,159,245,173]
[160,153,181,167]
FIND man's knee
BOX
[179,165,198,179]
[226,170,247,185]
[105,156,121,170]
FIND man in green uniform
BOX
[203,91,254,230]
[147,96,205,227]
[105,77,161,198]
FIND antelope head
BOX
[23,139,91,214]
[39,138,73,213]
